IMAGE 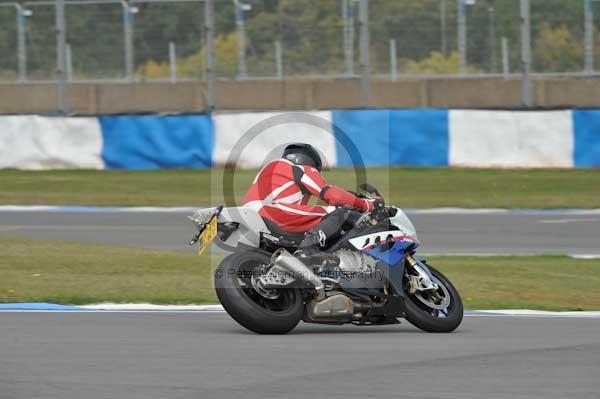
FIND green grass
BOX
[0,237,218,305]
[430,255,600,311]
[1,168,599,208]
[2,237,600,310]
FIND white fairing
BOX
[348,230,416,251]
[347,208,418,251]
[389,207,418,239]
[207,206,415,250]
[217,207,270,248]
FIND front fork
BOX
[406,254,438,294]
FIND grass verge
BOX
[1,237,599,310]
[1,168,599,208]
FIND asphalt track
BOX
[1,312,599,399]
[1,209,599,255]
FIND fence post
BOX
[205,0,216,111]
[502,36,509,79]
[343,0,355,76]
[520,0,532,107]
[488,2,496,72]
[275,40,283,79]
[169,41,177,83]
[359,0,370,107]
[584,0,594,73]
[390,39,397,81]
[440,0,447,57]
[16,5,27,82]
[55,0,68,114]
[234,0,247,79]
[122,2,134,81]
[457,0,466,74]
[66,43,72,81]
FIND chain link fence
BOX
[1,0,600,110]
[2,0,599,82]
[0,4,19,81]
[213,0,348,79]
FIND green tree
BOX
[405,51,481,74]
[0,0,593,81]
[534,22,583,72]
[136,32,238,80]
[370,0,443,73]
[0,7,17,79]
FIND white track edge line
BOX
[1,305,600,318]
[2,205,600,215]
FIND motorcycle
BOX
[188,183,463,334]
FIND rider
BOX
[242,143,376,258]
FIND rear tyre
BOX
[403,264,463,333]
[215,250,304,334]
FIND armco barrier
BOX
[100,115,213,169]
[332,109,449,167]
[212,111,336,168]
[0,110,599,170]
[0,115,104,170]
[573,110,600,167]
[449,110,574,168]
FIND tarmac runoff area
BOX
[1,207,599,398]
[1,206,599,256]
[0,311,599,399]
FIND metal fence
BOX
[1,0,599,110]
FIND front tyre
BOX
[403,264,463,333]
[215,250,304,334]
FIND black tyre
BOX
[403,264,463,333]
[214,250,304,334]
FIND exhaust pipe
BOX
[271,248,325,301]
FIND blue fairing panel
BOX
[364,240,412,267]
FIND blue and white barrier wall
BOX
[1,110,599,169]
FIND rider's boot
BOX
[294,230,324,260]
[295,229,340,268]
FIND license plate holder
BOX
[197,215,218,256]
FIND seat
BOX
[261,217,306,246]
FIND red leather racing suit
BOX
[242,159,374,233]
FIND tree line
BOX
[0,0,597,80]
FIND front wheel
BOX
[215,250,304,334]
[403,263,463,333]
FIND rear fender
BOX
[217,207,270,249]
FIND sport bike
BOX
[188,183,463,334]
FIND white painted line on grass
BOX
[0,206,199,213]
[405,208,600,215]
[420,253,600,258]
[538,218,600,224]
[569,254,600,259]
[469,310,600,318]
[79,303,224,311]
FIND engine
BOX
[335,249,378,273]
[302,249,384,324]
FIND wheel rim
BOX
[408,275,454,319]
[235,260,298,313]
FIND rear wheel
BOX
[403,263,463,333]
[215,250,304,334]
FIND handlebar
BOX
[370,199,388,222]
